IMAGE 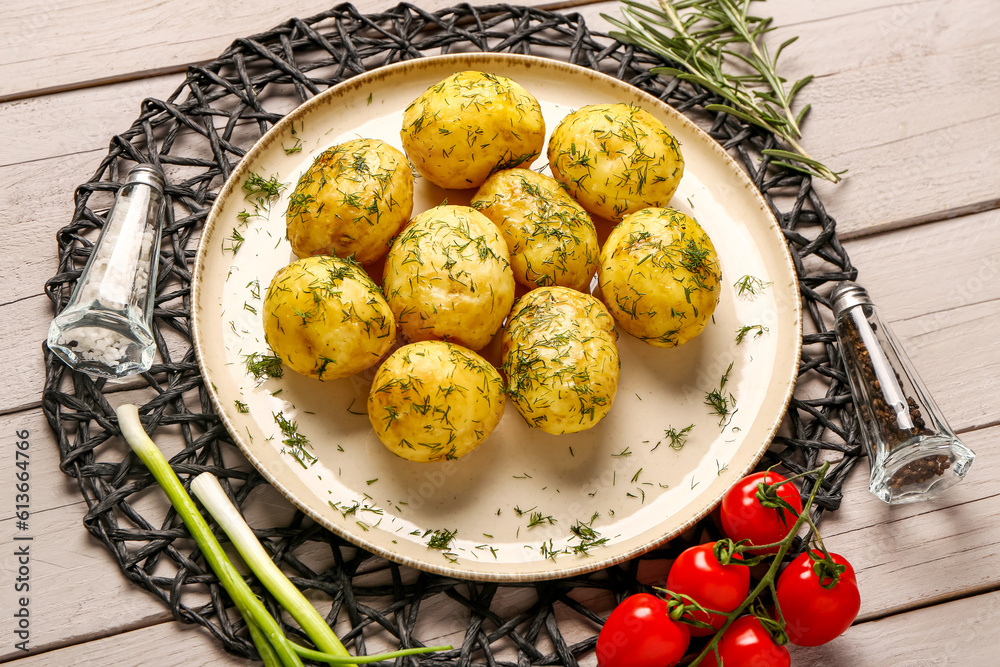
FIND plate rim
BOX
[191,52,802,582]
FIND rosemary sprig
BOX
[604,0,843,182]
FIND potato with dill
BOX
[383,204,515,351]
[502,287,620,435]
[599,207,721,348]
[285,138,413,265]
[400,71,545,190]
[367,341,506,462]
[262,255,395,380]
[471,169,599,291]
[547,103,684,221]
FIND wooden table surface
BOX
[3,0,999,664]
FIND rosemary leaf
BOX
[604,0,843,182]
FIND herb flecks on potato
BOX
[263,255,396,380]
[502,287,620,435]
[472,169,599,291]
[599,207,721,348]
[368,341,506,462]
[401,70,545,190]
[383,204,516,351]
[286,138,413,265]
[547,103,684,221]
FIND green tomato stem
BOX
[688,460,831,665]
[115,404,304,667]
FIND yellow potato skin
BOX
[383,205,515,351]
[400,71,545,190]
[501,287,620,434]
[263,255,396,380]
[547,103,684,221]
[367,341,506,462]
[471,169,599,291]
[286,138,413,264]
[599,207,721,348]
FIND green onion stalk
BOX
[116,404,450,666]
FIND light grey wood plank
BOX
[0,0,562,100]
[805,423,999,622]
[2,74,187,166]
[789,588,1000,666]
[842,208,1000,432]
[0,409,175,660]
[6,620,258,666]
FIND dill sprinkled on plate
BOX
[222,228,245,255]
[273,412,316,468]
[244,352,283,380]
[734,275,771,299]
[568,514,609,555]
[242,171,287,204]
[424,528,457,550]
[655,424,695,451]
[705,362,737,428]
[736,324,769,344]
[528,511,557,528]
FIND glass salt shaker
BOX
[831,281,975,504]
[47,164,166,378]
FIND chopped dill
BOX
[273,412,316,468]
[656,424,695,451]
[528,511,557,528]
[735,324,769,344]
[222,228,245,255]
[244,352,283,380]
[568,514,609,555]
[705,362,737,428]
[242,171,287,204]
[425,528,457,550]
[734,275,771,299]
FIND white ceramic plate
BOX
[192,53,801,582]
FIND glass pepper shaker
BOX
[831,281,975,504]
[47,164,166,378]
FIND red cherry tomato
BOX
[720,471,803,553]
[776,550,861,646]
[665,543,750,636]
[596,593,690,667]
[708,615,791,667]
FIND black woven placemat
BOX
[42,3,861,664]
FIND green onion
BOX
[190,472,354,665]
[115,404,303,667]
[117,404,452,666]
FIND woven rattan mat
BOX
[42,3,861,664]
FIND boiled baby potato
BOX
[471,168,599,291]
[263,255,396,380]
[383,204,515,351]
[286,138,413,265]
[400,70,545,189]
[547,103,684,221]
[599,207,721,348]
[502,286,620,434]
[367,340,506,462]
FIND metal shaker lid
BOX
[830,281,871,316]
[124,164,165,192]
